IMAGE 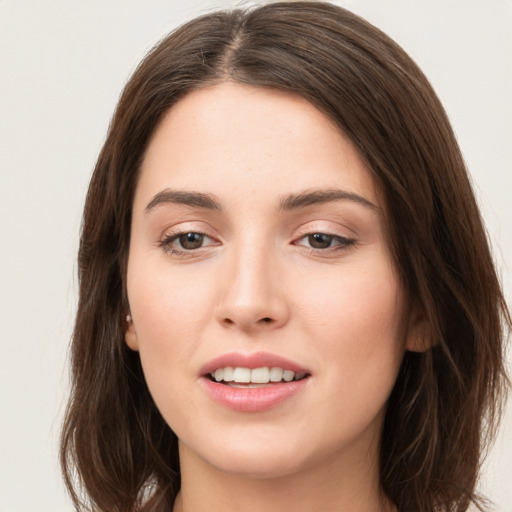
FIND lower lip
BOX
[200,377,309,412]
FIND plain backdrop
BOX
[0,1,510,511]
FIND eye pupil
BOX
[179,232,204,249]
[308,233,333,249]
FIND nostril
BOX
[220,316,277,328]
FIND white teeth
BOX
[223,367,234,382]
[251,367,270,383]
[233,367,251,383]
[282,370,294,382]
[210,366,307,384]
[269,367,283,382]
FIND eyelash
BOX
[158,231,217,257]
[158,230,356,257]
[294,233,356,253]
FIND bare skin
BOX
[125,82,419,512]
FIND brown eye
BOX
[295,232,356,252]
[308,233,334,249]
[160,231,218,255]
[178,232,205,250]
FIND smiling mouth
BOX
[208,366,309,387]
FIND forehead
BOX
[136,82,379,211]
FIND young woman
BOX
[60,2,510,511]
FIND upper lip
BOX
[200,351,310,376]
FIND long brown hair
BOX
[60,3,510,511]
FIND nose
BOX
[215,243,290,333]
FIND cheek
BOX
[126,260,215,384]
[299,257,404,386]
[128,255,213,334]
[126,272,207,430]
[297,263,404,446]
[302,258,402,337]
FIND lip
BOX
[199,351,311,412]
[200,377,310,412]
[199,351,309,376]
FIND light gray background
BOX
[1,1,510,511]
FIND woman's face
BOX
[125,82,409,478]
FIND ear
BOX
[124,314,139,351]
[405,308,433,353]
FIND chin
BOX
[206,450,311,480]
[178,426,330,480]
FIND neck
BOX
[173,440,395,512]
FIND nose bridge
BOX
[216,231,288,330]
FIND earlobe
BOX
[124,314,139,351]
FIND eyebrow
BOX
[279,189,377,211]
[145,189,221,212]
[145,187,377,213]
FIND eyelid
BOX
[291,221,358,253]
[293,233,356,249]
[157,222,221,256]
[292,220,356,239]
[159,220,218,240]
[163,231,216,245]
